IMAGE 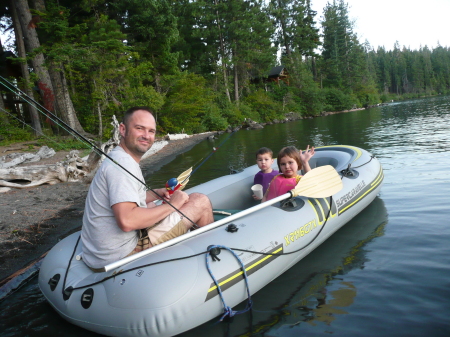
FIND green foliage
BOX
[221,104,245,127]
[4,0,450,146]
[322,88,358,111]
[244,89,283,122]
[201,104,228,131]
[159,73,213,134]
[0,121,33,144]
[35,137,88,152]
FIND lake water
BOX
[1,96,450,336]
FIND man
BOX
[81,107,214,270]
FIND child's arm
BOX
[300,145,315,173]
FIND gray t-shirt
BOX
[81,146,147,268]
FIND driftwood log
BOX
[0,116,120,189]
[0,146,56,169]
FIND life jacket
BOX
[265,174,302,201]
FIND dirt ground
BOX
[0,133,214,285]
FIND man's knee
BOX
[189,193,212,209]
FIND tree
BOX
[270,0,320,59]
[11,0,43,135]
[14,0,86,134]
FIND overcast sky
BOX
[311,0,450,50]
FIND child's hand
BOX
[300,145,315,162]
[252,194,262,200]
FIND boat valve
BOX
[225,224,238,233]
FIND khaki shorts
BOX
[128,212,187,256]
[87,213,188,272]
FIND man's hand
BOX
[170,190,189,208]
[146,188,170,203]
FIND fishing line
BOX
[0,75,196,225]
[178,130,238,186]
[0,76,77,137]
[0,106,74,150]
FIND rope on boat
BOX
[64,196,335,294]
[340,155,375,177]
[206,245,253,321]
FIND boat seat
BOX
[213,209,241,221]
[308,157,339,169]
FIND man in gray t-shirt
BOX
[81,107,214,269]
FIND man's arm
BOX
[145,188,170,204]
[112,190,188,232]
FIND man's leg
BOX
[145,193,214,246]
[179,193,214,229]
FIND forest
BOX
[1,0,449,142]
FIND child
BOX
[263,145,315,202]
[253,147,279,200]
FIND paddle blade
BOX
[292,165,342,198]
[178,178,189,191]
[177,167,193,187]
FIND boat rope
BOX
[206,245,253,321]
[61,235,81,299]
[64,196,334,293]
[340,155,375,177]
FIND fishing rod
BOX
[0,75,195,219]
[164,130,238,193]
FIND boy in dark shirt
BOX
[253,147,279,200]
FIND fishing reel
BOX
[165,177,182,195]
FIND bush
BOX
[201,103,228,131]
[322,88,358,111]
[0,119,34,145]
[243,89,283,122]
[221,104,245,126]
[159,73,215,133]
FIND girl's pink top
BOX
[265,174,302,201]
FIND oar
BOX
[103,165,342,272]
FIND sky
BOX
[311,0,450,50]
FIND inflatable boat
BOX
[38,145,383,337]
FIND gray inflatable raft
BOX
[38,145,383,336]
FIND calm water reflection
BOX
[1,96,450,336]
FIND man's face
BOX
[119,110,156,159]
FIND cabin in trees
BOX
[250,65,290,85]
[0,51,26,114]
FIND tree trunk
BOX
[214,1,231,103]
[233,48,239,103]
[16,0,85,136]
[10,0,43,135]
[48,62,85,134]
[277,0,292,57]
[15,0,55,117]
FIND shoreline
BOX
[0,133,214,297]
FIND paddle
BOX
[103,165,343,272]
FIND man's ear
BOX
[119,123,126,138]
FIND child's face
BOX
[279,155,299,178]
[256,153,274,173]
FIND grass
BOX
[0,124,95,156]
